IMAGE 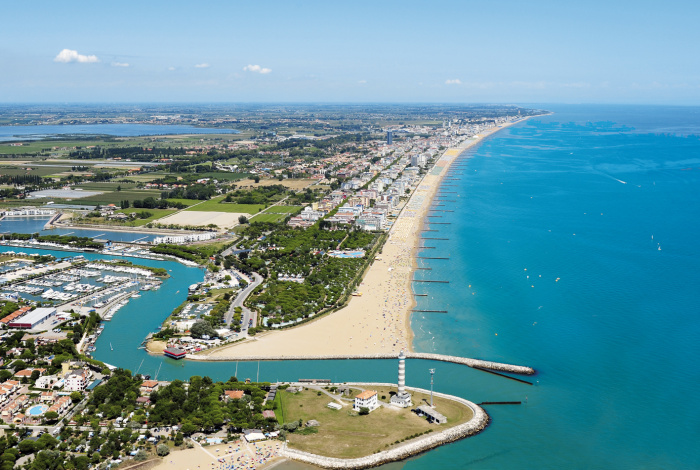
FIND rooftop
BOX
[356,390,377,400]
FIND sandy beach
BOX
[151,440,284,470]
[205,121,525,359]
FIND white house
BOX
[353,390,379,413]
[35,375,60,389]
[64,369,91,391]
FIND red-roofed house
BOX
[223,390,244,402]
[353,390,378,412]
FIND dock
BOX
[472,366,534,385]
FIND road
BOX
[224,272,263,333]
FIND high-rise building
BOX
[387,130,393,145]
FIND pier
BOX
[412,309,448,313]
[43,212,62,229]
[479,401,522,405]
[420,237,449,240]
[427,222,451,225]
[415,267,432,270]
[411,279,449,283]
[190,351,535,375]
[472,366,534,385]
[416,256,449,260]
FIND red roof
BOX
[224,390,244,400]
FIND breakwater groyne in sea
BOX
[188,351,535,376]
[279,385,489,469]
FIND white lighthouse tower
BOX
[391,350,412,407]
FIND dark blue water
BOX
[0,217,159,242]
[0,124,238,141]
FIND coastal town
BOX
[0,104,541,470]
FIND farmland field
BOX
[74,189,160,205]
[0,166,64,177]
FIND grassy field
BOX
[0,166,64,177]
[276,386,473,458]
[250,213,287,223]
[264,205,302,213]
[75,189,160,205]
[78,182,139,191]
[249,205,300,223]
[0,140,96,155]
[236,178,316,190]
[163,198,200,207]
[185,196,263,214]
[120,174,160,183]
[116,208,177,226]
[188,171,251,181]
[0,199,45,208]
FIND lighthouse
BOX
[390,350,412,407]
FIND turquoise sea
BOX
[2,105,699,468]
[409,105,700,469]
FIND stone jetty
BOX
[187,351,535,375]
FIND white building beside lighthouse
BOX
[391,350,413,407]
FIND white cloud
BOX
[445,79,462,85]
[195,63,210,68]
[358,80,367,84]
[168,66,176,71]
[111,62,129,68]
[243,64,272,74]
[54,49,99,63]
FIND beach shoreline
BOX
[202,118,532,360]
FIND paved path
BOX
[225,272,263,331]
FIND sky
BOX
[2,0,700,104]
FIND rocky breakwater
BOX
[187,352,535,375]
[280,385,489,469]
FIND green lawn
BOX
[264,205,302,214]
[250,213,287,223]
[185,196,263,214]
[277,386,473,459]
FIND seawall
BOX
[279,385,489,469]
[187,351,535,375]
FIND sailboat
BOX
[110,343,113,351]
